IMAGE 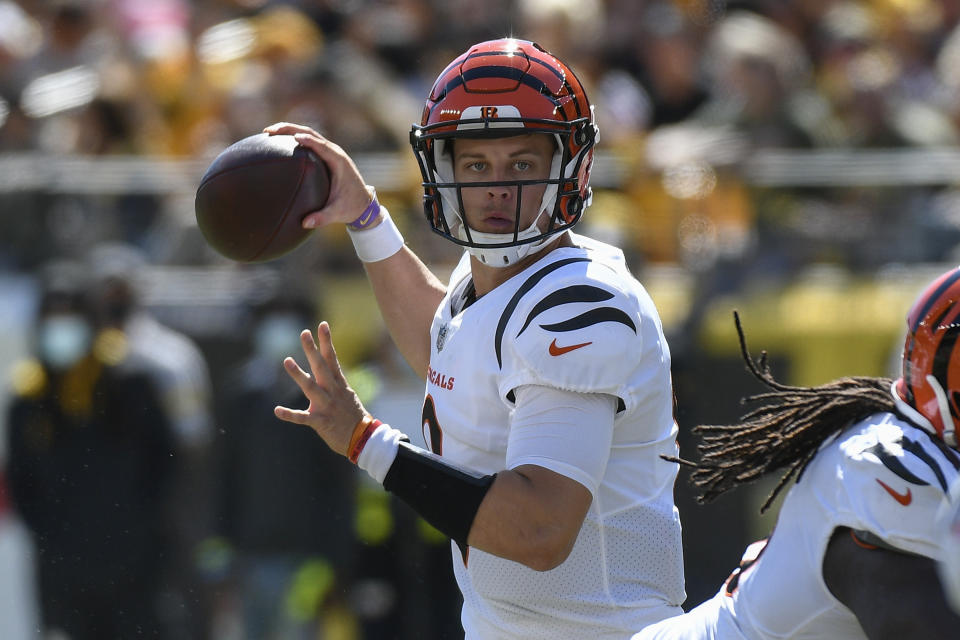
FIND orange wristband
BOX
[348,415,382,464]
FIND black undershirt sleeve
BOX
[382,440,496,556]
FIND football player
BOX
[939,476,960,615]
[634,269,960,640]
[266,39,686,639]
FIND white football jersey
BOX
[635,412,960,640]
[423,235,685,640]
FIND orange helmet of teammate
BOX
[409,38,598,267]
[895,267,960,447]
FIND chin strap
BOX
[926,374,958,447]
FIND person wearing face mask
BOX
[5,261,177,640]
[207,286,358,639]
[86,243,216,639]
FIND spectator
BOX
[87,242,215,638]
[5,260,177,639]
[210,285,359,639]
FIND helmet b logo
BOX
[481,106,499,119]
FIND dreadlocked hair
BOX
[674,311,897,513]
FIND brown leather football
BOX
[195,133,329,262]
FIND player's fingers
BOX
[292,133,352,174]
[274,405,313,426]
[300,207,343,230]
[298,328,335,386]
[281,355,320,396]
[263,122,320,137]
[315,322,349,385]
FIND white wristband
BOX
[357,423,405,484]
[346,206,405,262]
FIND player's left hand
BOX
[274,321,366,457]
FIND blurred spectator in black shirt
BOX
[5,260,176,639]
[209,286,358,638]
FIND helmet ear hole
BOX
[573,123,595,147]
[565,194,583,219]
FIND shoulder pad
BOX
[498,263,645,396]
[826,417,960,556]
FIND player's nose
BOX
[486,181,513,199]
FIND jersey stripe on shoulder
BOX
[540,306,637,334]
[515,285,614,336]
[495,257,590,368]
[867,429,960,493]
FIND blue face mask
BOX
[38,314,92,370]
[254,313,306,364]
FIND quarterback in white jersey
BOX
[428,235,684,638]
[636,269,960,640]
[269,38,686,640]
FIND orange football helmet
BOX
[895,267,960,447]
[409,38,598,267]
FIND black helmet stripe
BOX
[910,268,960,332]
[463,50,566,82]
[460,50,584,119]
[903,268,960,404]
[931,324,960,419]
[438,66,564,109]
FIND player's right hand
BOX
[263,122,374,230]
[274,321,367,458]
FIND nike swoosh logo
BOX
[876,478,912,506]
[549,338,593,356]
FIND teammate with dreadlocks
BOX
[263,38,685,639]
[939,477,960,615]
[634,267,960,640]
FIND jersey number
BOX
[421,395,443,455]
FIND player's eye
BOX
[513,160,532,171]
[465,161,486,172]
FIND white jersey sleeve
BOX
[506,384,618,496]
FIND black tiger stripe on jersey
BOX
[867,432,956,492]
[495,257,590,368]
[901,436,950,492]
[540,307,637,334]
[926,434,960,472]
[515,285,614,337]
[866,440,929,486]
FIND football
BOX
[195,133,330,262]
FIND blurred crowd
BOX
[4,0,960,638]
[2,0,960,272]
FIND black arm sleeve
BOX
[382,441,495,555]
